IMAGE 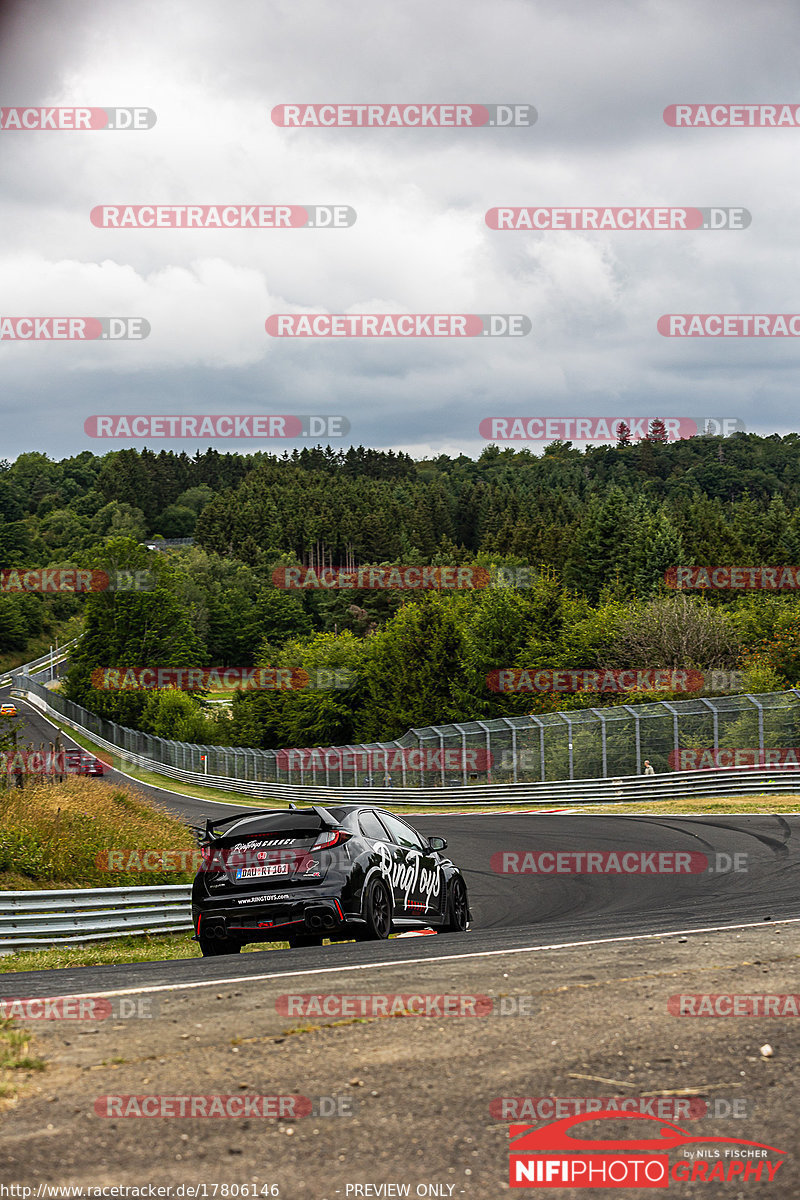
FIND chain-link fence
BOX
[15,673,800,788]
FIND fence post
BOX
[661,700,680,771]
[744,695,765,761]
[590,709,608,777]
[622,706,642,775]
[475,721,492,783]
[559,714,574,780]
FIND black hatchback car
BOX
[192,803,471,956]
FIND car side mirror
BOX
[427,836,447,852]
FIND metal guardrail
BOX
[0,885,192,950]
[10,680,800,807]
[0,639,78,688]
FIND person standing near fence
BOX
[643,760,656,775]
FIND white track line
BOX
[25,916,800,1001]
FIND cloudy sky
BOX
[1,0,799,461]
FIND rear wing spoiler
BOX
[202,802,340,843]
[203,803,298,842]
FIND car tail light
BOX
[312,829,351,851]
[200,844,225,873]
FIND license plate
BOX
[235,865,290,879]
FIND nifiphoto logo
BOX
[271,103,537,127]
[508,1112,785,1187]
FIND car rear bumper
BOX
[193,888,353,942]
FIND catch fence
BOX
[12,673,800,788]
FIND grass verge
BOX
[0,777,197,889]
[0,931,290,974]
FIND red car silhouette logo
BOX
[510,1111,784,1155]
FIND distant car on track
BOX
[65,751,110,776]
[0,703,17,716]
[192,803,471,956]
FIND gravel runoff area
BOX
[0,923,798,1199]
